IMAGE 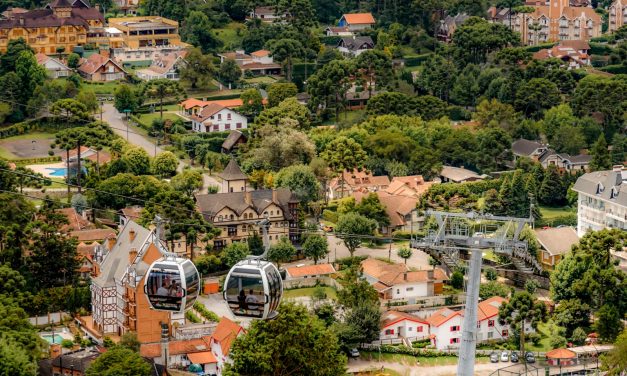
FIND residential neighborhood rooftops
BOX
[512,138,547,157]
[285,263,336,278]
[534,227,579,256]
[55,207,94,232]
[187,351,217,364]
[440,166,485,183]
[477,296,506,321]
[381,310,428,328]
[361,258,448,287]
[70,228,116,242]
[340,12,376,24]
[337,36,375,52]
[78,53,125,75]
[426,307,461,327]
[195,188,298,219]
[354,191,419,227]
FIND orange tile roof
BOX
[546,348,576,359]
[381,310,429,328]
[342,12,375,24]
[213,317,244,356]
[168,338,210,355]
[77,241,99,256]
[426,307,462,327]
[70,228,116,242]
[477,296,507,321]
[361,258,447,286]
[140,343,161,358]
[181,98,209,110]
[286,263,335,278]
[188,351,218,364]
[55,208,94,232]
[251,49,270,57]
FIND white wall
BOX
[430,315,464,350]
[192,109,248,133]
[380,320,429,340]
[390,282,429,299]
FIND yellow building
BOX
[0,0,104,55]
[107,16,187,62]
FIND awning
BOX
[187,351,217,364]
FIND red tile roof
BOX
[140,343,161,358]
[250,49,270,57]
[55,208,94,232]
[381,310,429,328]
[361,258,448,286]
[187,351,217,364]
[285,263,335,278]
[212,317,244,356]
[342,12,375,25]
[78,53,124,75]
[426,307,462,327]
[477,296,506,321]
[70,228,116,242]
[546,348,576,359]
[168,338,210,355]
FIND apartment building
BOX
[107,16,187,62]
[609,0,627,33]
[0,0,104,54]
[572,165,627,236]
[491,0,601,44]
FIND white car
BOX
[500,351,510,362]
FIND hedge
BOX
[589,42,614,56]
[322,209,338,224]
[535,213,577,227]
[0,118,65,139]
[523,43,556,52]
[193,301,220,322]
[13,156,62,165]
[185,310,201,323]
[403,53,432,67]
[377,345,457,357]
[600,64,627,74]
[320,36,341,45]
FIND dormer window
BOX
[596,183,605,194]
[611,187,619,199]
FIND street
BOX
[101,103,221,193]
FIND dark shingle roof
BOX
[572,168,627,207]
[0,3,103,29]
[512,138,546,157]
[195,188,298,220]
[218,159,248,181]
[337,36,374,51]
[221,130,247,151]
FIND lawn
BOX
[0,132,56,159]
[135,112,182,128]
[539,205,575,219]
[322,109,367,126]
[214,22,246,49]
[82,80,125,95]
[525,320,558,352]
[282,286,337,300]
[244,76,277,84]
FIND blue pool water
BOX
[45,167,67,177]
[41,334,64,344]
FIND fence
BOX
[490,357,602,376]
[384,294,467,311]
[283,276,343,290]
[29,311,70,327]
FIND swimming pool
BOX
[45,167,67,177]
[41,334,64,344]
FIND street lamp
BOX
[122,109,131,140]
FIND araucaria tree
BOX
[498,291,547,357]
[321,136,367,198]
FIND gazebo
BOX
[546,348,576,367]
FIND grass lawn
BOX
[356,368,404,376]
[82,80,125,95]
[322,109,367,126]
[135,112,182,128]
[539,205,575,219]
[526,320,558,352]
[0,132,56,159]
[283,286,337,300]
[214,22,246,49]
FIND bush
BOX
[535,213,577,228]
[194,254,225,274]
[61,339,74,349]
[600,64,627,74]
[185,310,201,323]
[450,271,464,289]
[448,106,471,121]
[589,43,614,55]
[391,230,412,239]
[335,255,367,270]
[412,340,431,349]
[378,344,458,357]
[322,209,338,224]
[193,301,220,322]
[403,53,432,67]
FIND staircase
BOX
[512,247,543,274]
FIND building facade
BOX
[190,103,248,133]
[380,311,430,342]
[572,165,627,236]
[497,0,601,44]
[609,0,627,33]
[0,0,104,54]
[338,13,376,31]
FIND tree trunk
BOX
[66,148,70,199]
[77,140,82,194]
[520,321,526,369]
[160,97,164,119]
[96,149,100,177]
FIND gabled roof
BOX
[354,191,418,227]
[212,317,244,356]
[196,189,299,219]
[120,206,143,220]
[218,159,248,181]
[191,103,227,122]
[221,130,247,151]
[381,310,429,328]
[341,12,376,24]
[187,351,217,364]
[512,138,546,157]
[70,228,116,242]
[426,307,462,327]
[361,258,448,286]
[286,263,335,278]
[559,40,590,51]
[440,166,484,182]
[573,167,627,207]
[338,36,375,51]
[251,49,270,57]
[477,296,506,321]
[78,53,125,75]
[55,207,94,232]
[534,227,579,256]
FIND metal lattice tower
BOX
[411,210,532,376]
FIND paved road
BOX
[347,359,502,376]
[101,103,221,193]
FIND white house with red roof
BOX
[190,103,248,133]
[35,53,72,78]
[210,316,245,374]
[380,310,430,342]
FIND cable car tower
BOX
[411,210,533,376]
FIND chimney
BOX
[612,165,623,172]
[403,272,407,281]
[129,229,136,242]
[107,236,116,251]
[129,247,137,263]
[19,17,24,25]
[244,191,252,205]
[272,189,278,202]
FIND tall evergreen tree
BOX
[538,165,565,206]
[498,175,512,211]
[590,133,612,171]
[510,169,528,217]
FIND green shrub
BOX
[185,310,201,323]
[61,339,74,349]
[589,43,614,55]
[335,255,367,270]
[322,209,338,224]
[404,53,432,67]
[600,64,627,74]
[193,301,220,322]
[13,156,62,165]
[378,344,457,357]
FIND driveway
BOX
[102,103,221,193]
[347,359,503,376]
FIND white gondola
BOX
[223,259,282,319]
[223,217,284,319]
[144,256,200,313]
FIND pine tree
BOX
[538,165,565,206]
[531,163,544,189]
[611,133,627,165]
[510,170,528,217]
[525,173,538,200]
[498,175,513,214]
[483,188,503,215]
[589,133,612,171]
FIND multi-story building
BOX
[107,16,187,62]
[190,103,248,133]
[195,174,300,250]
[218,159,249,193]
[534,226,580,270]
[572,165,627,236]
[609,0,627,33]
[492,0,601,44]
[0,0,104,54]
[82,220,175,344]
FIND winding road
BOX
[101,103,221,193]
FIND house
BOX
[190,103,248,133]
[36,53,72,78]
[337,36,375,57]
[538,149,591,171]
[107,16,187,63]
[535,226,579,270]
[0,0,104,55]
[218,50,252,65]
[608,0,627,33]
[325,26,354,36]
[327,169,391,199]
[71,228,116,243]
[209,317,245,373]
[82,220,174,344]
[572,165,627,236]
[195,188,300,250]
[385,175,435,198]
[491,0,601,45]
[424,307,464,349]
[439,166,486,183]
[113,0,139,15]
[338,13,376,31]
[118,206,143,227]
[437,13,469,42]
[511,139,549,161]
[354,191,422,234]
[180,98,259,117]
[247,6,289,23]
[361,258,448,303]
[217,49,281,76]
[55,207,94,232]
[136,50,187,80]
[78,53,126,81]
[221,130,248,154]
[50,347,101,376]
[285,263,336,279]
[345,90,378,109]
[218,159,249,193]
[380,311,430,343]
[533,41,591,68]
[63,145,111,165]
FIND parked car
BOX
[510,351,519,363]
[489,352,499,363]
[525,352,535,363]
[349,348,360,358]
[500,351,509,362]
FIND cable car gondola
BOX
[223,218,283,320]
[145,254,200,313]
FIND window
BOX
[213,124,219,131]
[230,214,234,220]
[408,327,413,332]
[227,113,231,120]
[450,338,460,344]
[488,320,495,327]
[384,329,394,335]
[236,122,242,129]
[218,114,222,120]
[488,332,493,339]
[450,325,460,332]
[502,330,509,337]
[477,321,481,328]
[218,215,223,221]
[406,287,414,292]
[225,123,231,130]
[417,326,423,333]
[396,289,400,294]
